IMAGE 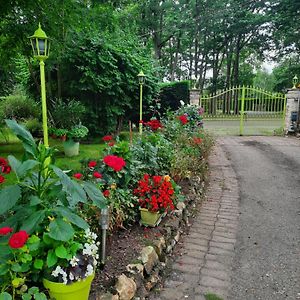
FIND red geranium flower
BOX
[103,155,126,172]
[93,171,102,179]
[0,227,13,235]
[2,165,11,174]
[0,157,7,166]
[73,173,83,180]
[103,190,110,197]
[193,137,203,145]
[8,231,29,249]
[88,161,97,168]
[145,119,163,131]
[179,115,188,125]
[0,175,5,184]
[108,142,115,147]
[102,135,113,142]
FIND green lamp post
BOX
[137,71,145,135]
[293,75,298,89]
[29,23,50,148]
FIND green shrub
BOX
[0,93,40,122]
[159,81,190,114]
[23,118,42,137]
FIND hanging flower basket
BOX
[43,273,95,300]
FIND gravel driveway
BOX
[219,136,300,300]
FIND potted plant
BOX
[133,174,178,226]
[63,124,89,157]
[0,120,107,300]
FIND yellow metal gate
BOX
[200,86,286,135]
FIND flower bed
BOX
[0,104,213,299]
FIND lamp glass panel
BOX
[38,39,45,55]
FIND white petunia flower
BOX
[69,273,75,281]
[85,264,94,277]
[51,266,63,277]
[70,256,79,267]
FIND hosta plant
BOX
[0,120,107,298]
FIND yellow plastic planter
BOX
[43,273,94,300]
[140,208,163,227]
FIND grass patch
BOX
[205,293,223,300]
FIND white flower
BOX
[51,266,63,277]
[85,264,94,277]
[69,273,75,281]
[180,100,185,106]
[70,256,79,267]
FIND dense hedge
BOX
[159,81,190,114]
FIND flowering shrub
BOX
[134,174,177,213]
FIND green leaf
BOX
[29,196,42,206]
[70,242,82,255]
[21,210,45,233]
[53,206,88,230]
[46,250,57,268]
[55,245,68,258]
[0,292,12,300]
[0,264,9,276]
[83,181,107,209]
[52,167,87,206]
[5,119,37,158]
[48,218,74,241]
[33,293,47,300]
[22,294,31,300]
[28,287,39,295]
[8,156,39,178]
[11,262,30,272]
[7,156,21,174]
[33,259,43,270]
[0,185,21,215]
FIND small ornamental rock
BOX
[153,237,166,257]
[140,246,159,274]
[126,263,144,275]
[97,292,119,300]
[115,274,137,300]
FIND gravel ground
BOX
[219,136,300,300]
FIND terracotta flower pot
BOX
[43,273,94,300]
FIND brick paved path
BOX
[152,143,239,300]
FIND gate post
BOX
[190,88,200,106]
[239,85,246,135]
[285,88,300,134]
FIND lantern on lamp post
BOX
[293,75,298,89]
[29,23,50,148]
[137,71,145,135]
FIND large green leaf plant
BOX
[0,120,107,298]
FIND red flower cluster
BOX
[9,230,29,249]
[179,115,188,125]
[73,173,83,180]
[88,161,97,168]
[0,227,29,249]
[93,171,102,179]
[193,137,203,145]
[144,119,163,131]
[103,190,110,197]
[102,135,113,142]
[0,157,11,184]
[103,155,126,172]
[134,174,175,213]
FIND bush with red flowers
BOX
[179,114,188,125]
[134,174,178,213]
[144,119,163,131]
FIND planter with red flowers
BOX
[134,174,182,227]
